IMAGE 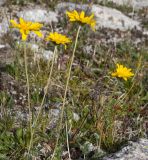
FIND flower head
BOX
[111,63,134,81]
[66,10,96,30]
[10,18,43,41]
[45,32,71,48]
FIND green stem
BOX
[24,43,32,154]
[28,46,57,153]
[51,26,81,160]
[36,46,57,123]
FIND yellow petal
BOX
[10,20,20,28]
[80,11,85,19]
[123,77,127,81]
[19,17,26,25]
[22,33,28,41]
[33,31,43,38]
[20,29,28,41]
[29,23,43,30]
[66,11,71,16]
[74,10,79,19]
[89,14,94,20]
[111,72,117,77]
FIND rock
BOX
[0,0,6,6]
[47,109,60,128]
[97,0,148,10]
[92,5,140,31]
[18,8,58,24]
[56,2,140,31]
[42,50,54,60]
[34,48,54,61]
[73,113,80,121]
[0,44,6,49]
[30,45,54,61]
[83,45,93,55]
[56,2,89,13]
[16,41,54,61]
[80,141,94,154]
[79,141,106,159]
[143,30,148,36]
[0,18,9,37]
[30,43,39,52]
[0,43,13,66]
[30,44,53,61]
[103,138,148,160]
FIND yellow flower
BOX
[45,32,71,48]
[66,10,96,30]
[111,63,134,81]
[10,18,43,41]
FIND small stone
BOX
[30,44,39,52]
[83,45,93,55]
[0,44,7,49]
[50,109,60,117]
[11,90,17,95]
[73,113,80,121]
[80,141,95,154]
[42,50,54,60]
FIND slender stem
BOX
[51,26,81,160]
[66,121,71,160]
[28,46,57,153]
[36,46,57,124]
[24,43,32,154]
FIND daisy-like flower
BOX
[45,32,71,48]
[66,10,96,30]
[111,63,134,81]
[10,17,43,41]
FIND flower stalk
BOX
[51,25,81,160]
[24,43,32,154]
[28,46,57,153]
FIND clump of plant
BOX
[0,2,147,159]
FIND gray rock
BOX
[92,4,140,31]
[56,2,89,13]
[83,45,93,55]
[42,50,54,60]
[0,0,6,6]
[56,2,140,31]
[30,43,39,52]
[34,48,54,61]
[47,109,60,128]
[18,8,58,24]
[0,43,13,66]
[16,41,54,61]
[30,45,54,61]
[103,139,148,160]
[97,0,148,10]
[0,18,9,37]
